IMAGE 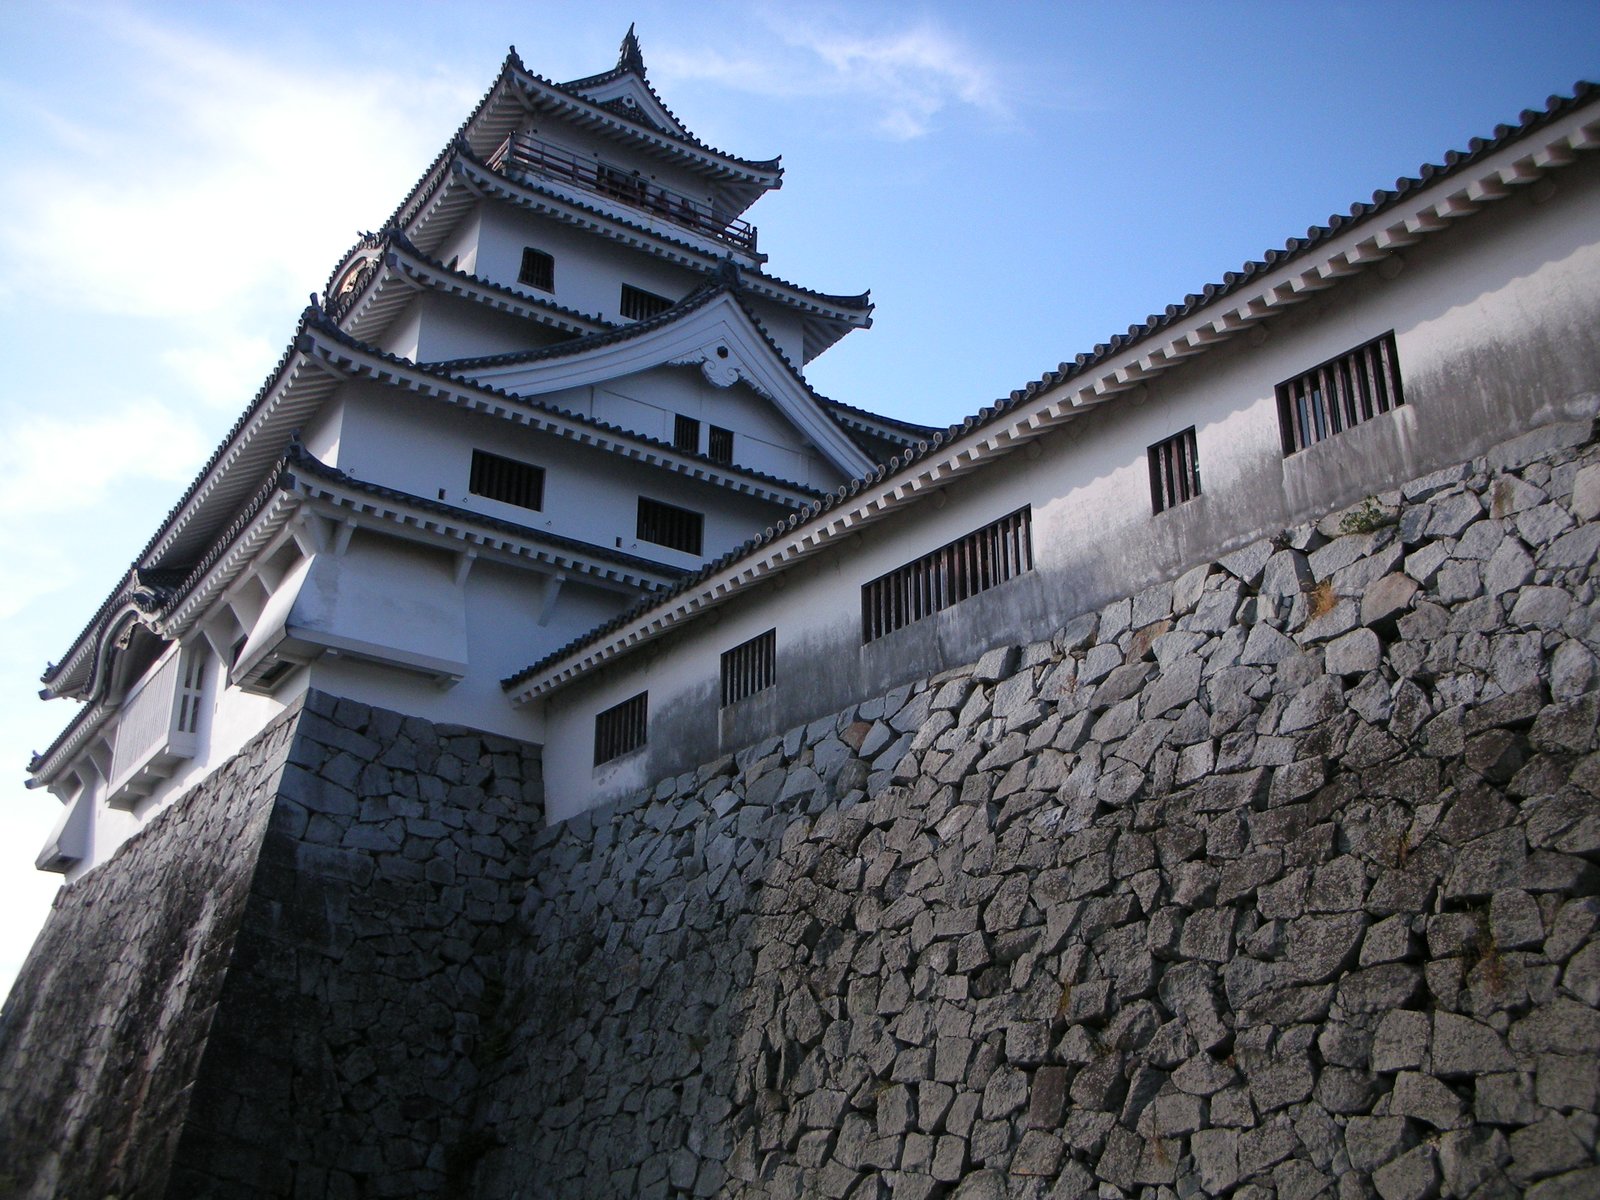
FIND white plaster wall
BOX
[471,201,702,323]
[435,207,483,276]
[737,294,808,368]
[411,293,571,364]
[304,556,615,739]
[301,396,345,465]
[537,168,1600,820]
[378,298,425,363]
[287,534,470,677]
[65,645,301,880]
[333,382,798,567]
[565,365,842,489]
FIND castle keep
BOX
[3,32,1600,1200]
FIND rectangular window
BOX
[673,414,700,454]
[518,247,554,292]
[708,424,734,465]
[621,284,673,321]
[594,692,647,765]
[1149,427,1201,513]
[1277,331,1404,455]
[175,647,207,735]
[637,496,704,555]
[861,507,1034,644]
[721,629,776,708]
[470,449,544,511]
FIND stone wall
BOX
[167,691,544,1198]
[468,421,1600,1199]
[0,700,300,1200]
[0,692,543,1200]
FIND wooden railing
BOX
[488,133,758,253]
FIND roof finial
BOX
[619,23,645,74]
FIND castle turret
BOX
[27,31,928,880]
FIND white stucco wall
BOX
[59,645,300,883]
[536,163,1600,821]
[471,201,703,325]
[332,381,803,565]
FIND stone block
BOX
[1362,572,1418,629]
[1325,628,1381,676]
[1372,1143,1439,1200]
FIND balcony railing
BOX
[487,133,758,254]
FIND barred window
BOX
[862,506,1033,643]
[637,496,704,555]
[1149,427,1200,513]
[708,424,734,465]
[175,647,207,735]
[1277,332,1404,455]
[470,449,544,511]
[518,247,554,292]
[621,284,673,321]
[721,629,776,707]
[594,692,647,765]
[674,414,700,454]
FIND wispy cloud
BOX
[0,8,477,407]
[0,399,211,619]
[655,12,1005,140]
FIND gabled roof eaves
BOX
[533,52,781,180]
[286,450,688,587]
[822,397,940,441]
[302,313,830,503]
[326,226,613,342]
[457,149,768,266]
[445,280,878,479]
[435,279,728,372]
[503,80,1600,697]
[992,81,1600,415]
[385,49,529,233]
[387,239,611,333]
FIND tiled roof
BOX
[503,79,1600,693]
[282,447,688,582]
[821,396,940,439]
[458,142,771,264]
[433,272,887,471]
[434,277,728,372]
[989,81,1600,417]
[302,307,831,501]
[550,28,782,174]
[325,225,612,333]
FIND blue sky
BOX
[1,0,1596,997]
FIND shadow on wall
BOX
[462,420,1600,1198]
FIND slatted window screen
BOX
[176,649,206,735]
[518,247,554,291]
[721,629,776,707]
[620,284,673,321]
[674,414,700,454]
[708,425,734,465]
[637,497,704,555]
[1277,332,1404,455]
[593,692,648,765]
[861,507,1034,644]
[1149,427,1201,513]
[470,449,545,511]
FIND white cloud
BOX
[0,400,210,522]
[655,13,1005,140]
[0,9,475,324]
[159,333,284,412]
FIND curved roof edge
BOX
[502,79,1600,699]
